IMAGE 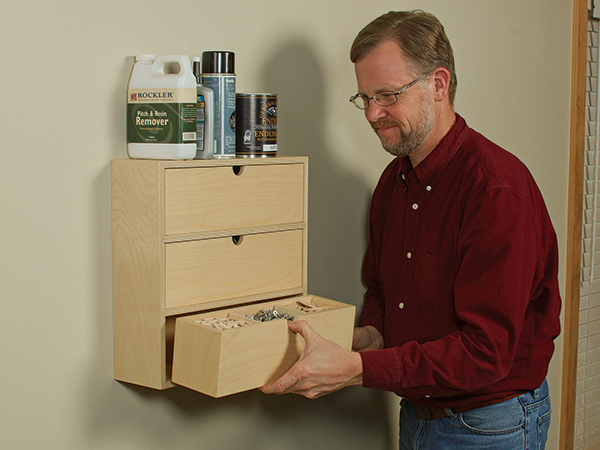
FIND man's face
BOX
[354,41,435,158]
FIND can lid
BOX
[201,51,235,74]
[236,93,278,97]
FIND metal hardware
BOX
[245,308,294,322]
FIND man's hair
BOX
[350,10,457,106]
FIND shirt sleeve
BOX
[360,182,546,399]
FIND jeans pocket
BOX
[458,398,525,435]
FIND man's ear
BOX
[431,66,451,102]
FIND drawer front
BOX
[165,229,304,309]
[164,163,305,235]
[171,295,355,397]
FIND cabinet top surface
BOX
[112,156,307,168]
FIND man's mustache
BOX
[370,118,402,131]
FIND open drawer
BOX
[171,295,355,397]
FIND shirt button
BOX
[407,252,412,259]
[426,186,432,191]
[425,394,431,398]
[412,203,419,210]
[399,302,405,309]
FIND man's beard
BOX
[371,98,435,158]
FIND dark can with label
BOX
[236,93,277,158]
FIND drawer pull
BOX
[232,166,244,176]
[231,235,243,245]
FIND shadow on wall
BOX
[259,38,373,307]
[85,49,393,450]
[94,382,394,450]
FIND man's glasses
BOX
[349,74,428,110]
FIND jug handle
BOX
[154,54,191,75]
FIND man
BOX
[261,10,561,449]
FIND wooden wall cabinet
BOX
[111,157,354,396]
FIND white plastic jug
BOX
[127,54,197,160]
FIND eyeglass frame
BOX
[349,73,429,110]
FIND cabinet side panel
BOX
[303,160,308,295]
[112,160,165,389]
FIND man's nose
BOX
[364,101,388,123]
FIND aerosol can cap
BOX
[201,51,235,74]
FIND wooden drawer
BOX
[165,229,304,310]
[171,295,355,397]
[164,163,305,235]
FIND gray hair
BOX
[350,10,457,105]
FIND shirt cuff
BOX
[359,348,402,391]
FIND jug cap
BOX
[201,51,235,74]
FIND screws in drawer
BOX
[245,309,294,322]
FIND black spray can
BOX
[201,51,236,158]
[236,93,277,158]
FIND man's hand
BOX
[260,320,363,399]
[352,325,384,352]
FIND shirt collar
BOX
[398,114,468,190]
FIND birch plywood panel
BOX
[112,160,167,388]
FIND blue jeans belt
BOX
[412,391,528,420]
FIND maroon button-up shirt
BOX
[359,114,561,409]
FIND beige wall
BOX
[0,1,571,449]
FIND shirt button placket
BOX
[407,201,418,262]
[400,174,420,318]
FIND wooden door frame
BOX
[560,0,587,449]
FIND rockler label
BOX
[127,88,196,144]
[236,94,277,157]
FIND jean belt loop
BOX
[444,408,457,418]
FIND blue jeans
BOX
[399,379,552,450]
